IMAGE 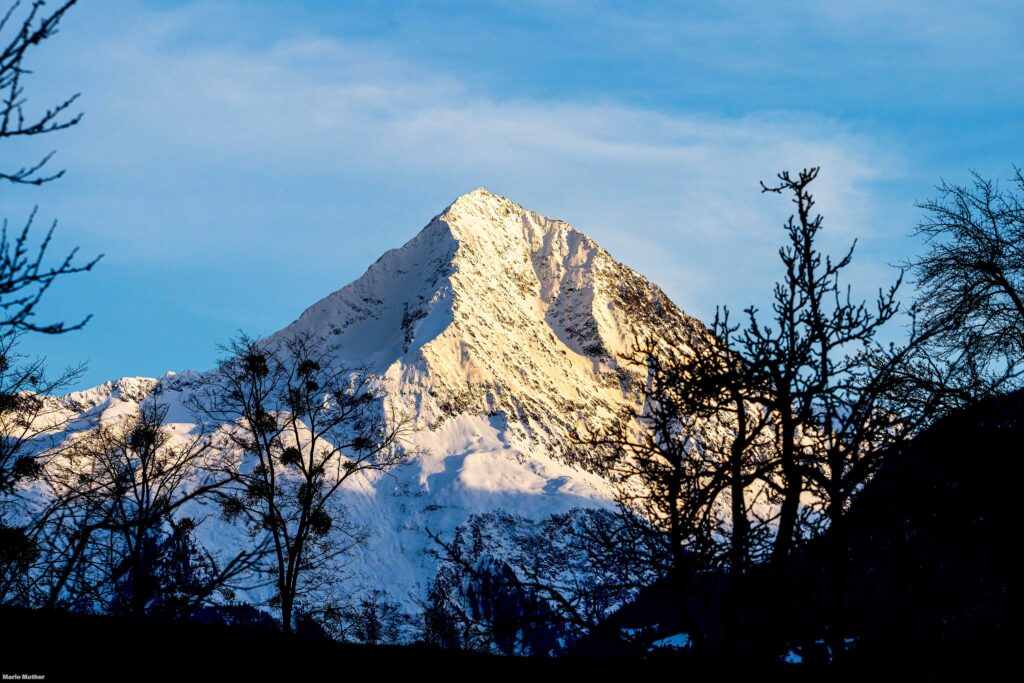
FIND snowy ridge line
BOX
[43,188,711,612]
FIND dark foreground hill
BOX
[839,388,1021,667]
[572,389,1021,674]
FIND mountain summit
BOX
[274,187,706,451]
[55,189,708,604]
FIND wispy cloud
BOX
[61,6,901,279]
[15,0,915,386]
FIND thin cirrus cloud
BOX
[14,1,909,389]
[58,23,898,265]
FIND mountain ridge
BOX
[48,188,711,608]
[268,186,707,450]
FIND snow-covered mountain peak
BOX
[445,186,503,208]
[59,376,160,414]
[272,188,707,453]
[46,190,712,610]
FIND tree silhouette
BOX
[189,332,416,633]
[905,169,1024,398]
[30,400,258,615]
[725,167,911,659]
[0,0,97,600]
[426,509,654,656]
[572,168,918,663]
[0,0,98,337]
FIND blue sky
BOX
[6,0,1024,389]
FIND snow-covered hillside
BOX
[49,188,710,607]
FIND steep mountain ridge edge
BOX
[50,188,711,607]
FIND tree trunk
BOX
[131,528,146,618]
[725,403,749,660]
[280,589,294,634]
[773,412,800,563]
[826,490,848,664]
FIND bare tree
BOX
[735,167,911,659]
[568,335,739,655]
[1,208,100,337]
[0,332,84,602]
[1,0,98,337]
[661,315,778,657]
[189,332,416,633]
[576,168,916,662]
[719,168,902,572]
[328,588,411,645]
[1,0,81,184]
[0,333,82,492]
[567,319,776,660]
[25,400,255,615]
[0,0,99,589]
[553,167,928,664]
[0,0,95,493]
[905,169,1024,398]
[425,508,656,656]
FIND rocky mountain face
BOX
[272,188,707,449]
[48,188,710,607]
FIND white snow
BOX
[39,187,710,611]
